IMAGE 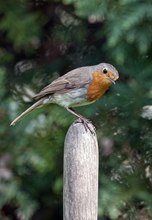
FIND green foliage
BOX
[0,0,152,219]
[0,0,42,50]
[64,0,152,63]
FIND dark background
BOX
[0,0,152,219]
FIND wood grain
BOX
[63,120,99,220]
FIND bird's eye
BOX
[103,68,108,74]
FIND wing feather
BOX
[34,66,94,100]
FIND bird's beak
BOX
[106,77,116,84]
[106,70,119,84]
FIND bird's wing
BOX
[34,66,93,100]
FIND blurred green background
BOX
[0,0,152,219]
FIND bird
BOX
[10,63,119,131]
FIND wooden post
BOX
[63,120,99,220]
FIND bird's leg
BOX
[66,107,95,134]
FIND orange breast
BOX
[87,70,111,101]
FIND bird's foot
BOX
[75,117,95,135]
[66,107,95,134]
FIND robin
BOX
[10,63,119,130]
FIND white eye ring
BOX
[103,68,108,74]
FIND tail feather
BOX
[10,98,44,126]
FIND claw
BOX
[66,107,95,135]
[75,117,95,135]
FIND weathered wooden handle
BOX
[63,120,99,220]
